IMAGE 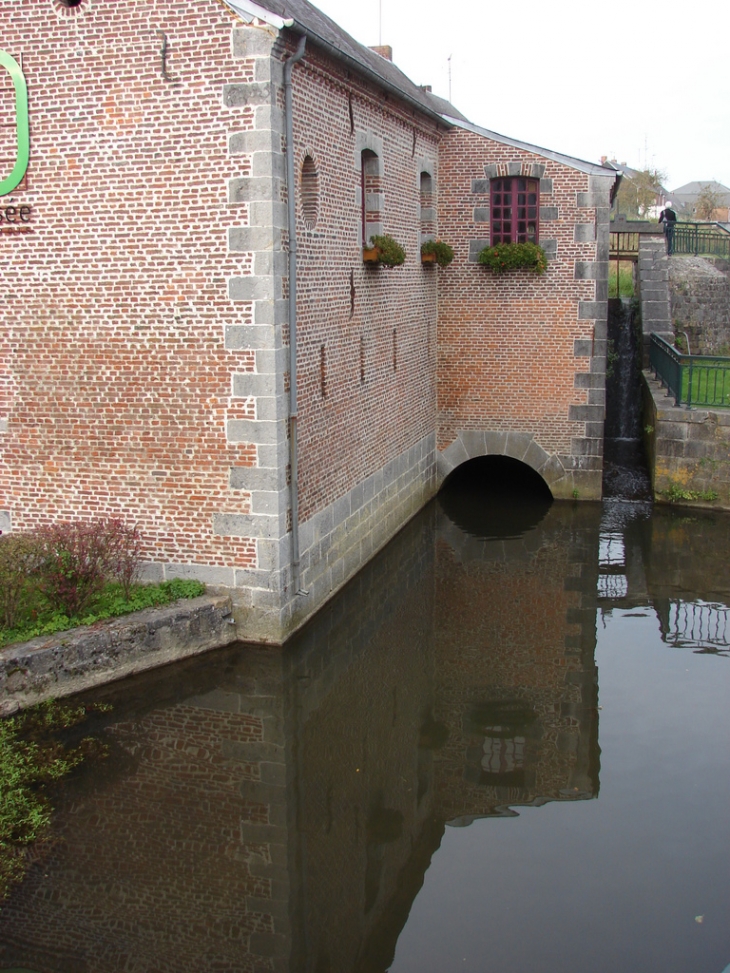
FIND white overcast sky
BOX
[312,0,730,193]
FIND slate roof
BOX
[222,0,616,179]
[222,0,461,125]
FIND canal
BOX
[2,467,730,973]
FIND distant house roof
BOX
[670,180,730,204]
[448,118,618,177]
[221,0,461,125]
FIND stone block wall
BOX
[668,256,730,355]
[643,372,730,509]
[436,127,613,500]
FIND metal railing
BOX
[609,231,640,257]
[672,222,730,258]
[649,333,730,408]
[660,600,730,654]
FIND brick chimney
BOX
[369,45,393,61]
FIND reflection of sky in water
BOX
[390,607,730,973]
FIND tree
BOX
[694,183,722,221]
[615,167,667,219]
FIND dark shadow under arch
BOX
[438,456,553,540]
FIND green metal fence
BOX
[672,222,730,258]
[649,333,730,408]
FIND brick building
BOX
[0,0,618,642]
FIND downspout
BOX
[284,34,307,595]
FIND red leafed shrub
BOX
[36,519,141,618]
[105,519,143,599]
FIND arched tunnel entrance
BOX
[438,456,553,540]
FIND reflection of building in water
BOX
[0,503,602,973]
[433,501,600,823]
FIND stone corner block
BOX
[468,239,490,262]
[229,276,274,302]
[232,26,277,59]
[224,82,271,109]
[578,300,607,320]
[573,223,596,243]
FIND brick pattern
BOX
[0,0,264,579]
[436,130,611,498]
[0,674,292,973]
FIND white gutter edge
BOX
[222,0,294,30]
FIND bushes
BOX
[421,239,455,267]
[0,533,43,631]
[364,234,406,267]
[36,519,142,618]
[0,520,205,646]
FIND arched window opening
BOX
[300,155,319,230]
[420,170,435,241]
[361,149,381,245]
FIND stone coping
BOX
[0,595,238,717]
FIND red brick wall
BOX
[436,129,600,456]
[0,0,258,569]
[289,44,442,522]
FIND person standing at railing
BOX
[659,201,677,255]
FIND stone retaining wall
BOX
[643,372,730,509]
[669,256,730,355]
[0,595,237,716]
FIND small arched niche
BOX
[300,154,319,230]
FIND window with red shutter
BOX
[490,177,539,245]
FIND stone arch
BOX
[437,430,578,499]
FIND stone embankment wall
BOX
[643,373,730,509]
[636,240,730,509]
[669,256,730,355]
[0,595,237,715]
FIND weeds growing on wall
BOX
[659,481,718,503]
[0,699,112,905]
[0,520,205,648]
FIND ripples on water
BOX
[2,489,730,973]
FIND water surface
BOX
[1,494,729,973]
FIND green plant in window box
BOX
[363,234,406,267]
[420,239,455,267]
[477,241,548,276]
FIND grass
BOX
[0,577,206,649]
[1,699,111,905]
[679,359,730,407]
[608,260,635,298]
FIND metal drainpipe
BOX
[284,34,307,595]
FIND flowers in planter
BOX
[420,239,455,267]
[477,241,548,276]
[363,234,406,267]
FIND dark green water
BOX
[2,493,730,973]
